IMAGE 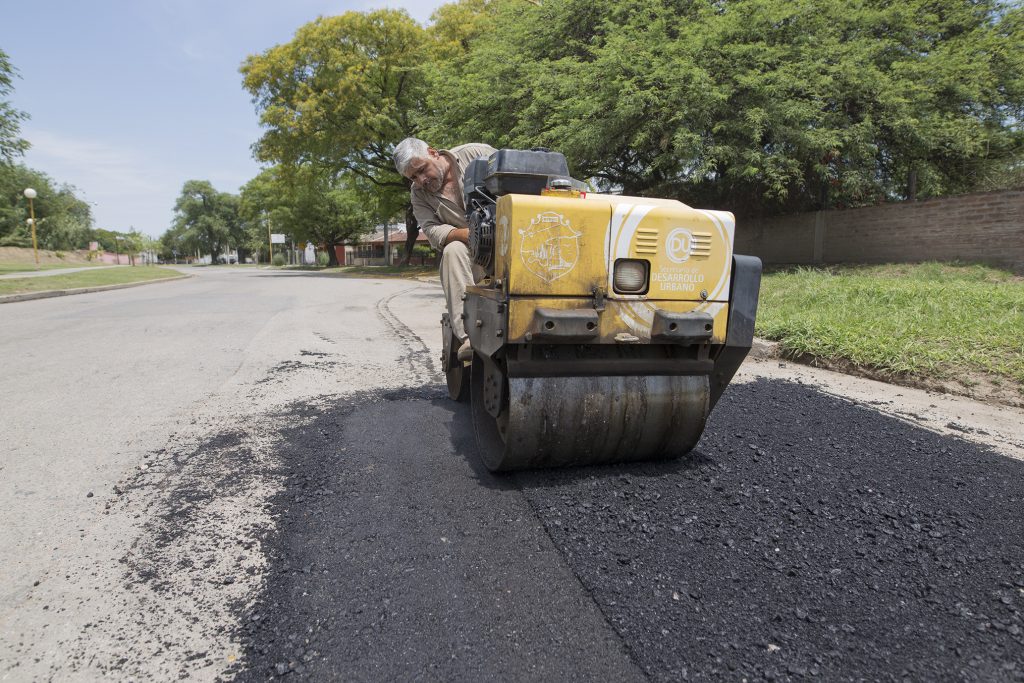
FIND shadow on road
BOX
[229,378,1023,681]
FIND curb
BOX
[0,274,192,304]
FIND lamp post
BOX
[114,235,124,265]
[23,188,39,268]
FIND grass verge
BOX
[0,262,103,275]
[0,266,183,296]
[757,262,1024,397]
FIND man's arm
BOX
[411,192,467,249]
[444,228,469,246]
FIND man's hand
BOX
[445,228,470,246]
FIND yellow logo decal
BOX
[666,228,694,264]
[519,211,581,282]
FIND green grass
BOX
[0,262,102,274]
[757,262,1024,389]
[0,266,183,296]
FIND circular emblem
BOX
[666,228,693,264]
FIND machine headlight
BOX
[613,259,649,294]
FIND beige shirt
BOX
[410,143,497,250]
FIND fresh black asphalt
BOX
[224,377,1024,682]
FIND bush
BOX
[272,253,286,266]
[55,251,65,259]
[316,251,329,266]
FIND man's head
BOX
[393,137,450,193]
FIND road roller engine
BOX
[439,149,762,471]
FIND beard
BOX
[423,175,443,193]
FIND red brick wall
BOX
[733,190,1024,272]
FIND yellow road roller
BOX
[440,149,761,471]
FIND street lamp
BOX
[23,188,39,268]
[114,235,124,265]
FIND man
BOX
[393,137,496,361]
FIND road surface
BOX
[1,267,1022,681]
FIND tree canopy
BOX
[235,0,1024,256]
[163,180,244,261]
[240,9,429,202]
[240,165,378,266]
[0,48,29,164]
[425,0,1024,214]
[0,164,93,249]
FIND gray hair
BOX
[393,137,431,175]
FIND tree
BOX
[425,0,1024,214]
[240,165,377,266]
[0,48,29,164]
[241,10,425,196]
[241,9,439,259]
[0,163,92,249]
[165,180,244,261]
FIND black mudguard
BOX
[709,254,762,411]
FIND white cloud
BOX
[22,128,178,236]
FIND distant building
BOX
[339,226,436,266]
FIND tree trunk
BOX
[326,242,339,267]
[400,203,418,266]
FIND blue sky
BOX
[2,0,447,237]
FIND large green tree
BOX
[425,0,1024,214]
[164,180,244,261]
[241,165,377,266]
[0,48,29,164]
[0,164,92,249]
[241,10,427,198]
[241,8,486,259]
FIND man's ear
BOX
[427,147,440,158]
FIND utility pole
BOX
[267,213,273,265]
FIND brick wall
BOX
[733,189,1024,272]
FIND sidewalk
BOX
[0,265,122,280]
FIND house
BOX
[338,226,437,266]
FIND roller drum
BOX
[472,366,709,471]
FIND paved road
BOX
[0,267,1022,681]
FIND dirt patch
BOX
[0,246,93,264]
[786,352,1024,409]
[751,339,1024,409]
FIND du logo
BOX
[519,211,581,282]
[666,228,694,264]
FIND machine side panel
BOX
[605,200,735,304]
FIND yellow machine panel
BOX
[495,193,735,304]
[495,194,611,297]
[599,197,735,303]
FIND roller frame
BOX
[462,254,761,472]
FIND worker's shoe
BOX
[457,337,473,362]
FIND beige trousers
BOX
[440,241,477,341]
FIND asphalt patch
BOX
[515,378,1024,681]
[233,378,1024,681]
[233,387,642,682]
